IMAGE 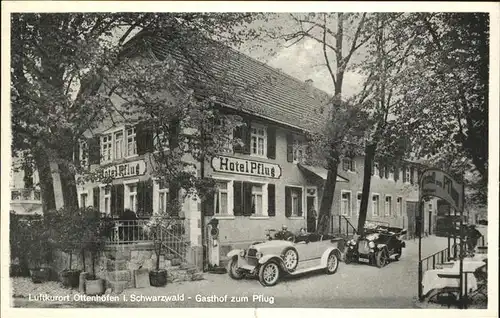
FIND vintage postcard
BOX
[1,2,498,318]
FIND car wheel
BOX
[395,250,402,261]
[258,261,280,286]
[228,257,244,280]
[281,247,298,272]
[375,249,388,268]
[325,251,339,274]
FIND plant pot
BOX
[85,278,105,296]
[60,269,82,288]
[30,267,51,283]
[149,269,168,287]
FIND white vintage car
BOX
[227,232,345,286]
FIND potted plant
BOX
[144,200,183,287]
[81,208,107,295]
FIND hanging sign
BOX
[211,156,282,179]
[420,169,463,211]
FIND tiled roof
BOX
[120,30,332,132]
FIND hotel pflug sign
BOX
[211,156,282,179]
[419,169,463,211]
[101,160,146,179]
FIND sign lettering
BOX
[420,169,463,211]
[101,160,146,179]
[211,156,282,179]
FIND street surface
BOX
[13,236,449,308]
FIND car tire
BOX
[375,249,388,268]
[281,247,298,272]
[258,261,280,287]
[325,251,339,274]
[395,249,402,261]
[228,257,244,280]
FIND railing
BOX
[330,215,358,238]
[11,188,41,202]
[104,218,190,263]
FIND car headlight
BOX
[368,241,375,248]
[255,251,263,259]
[240,250,246,257]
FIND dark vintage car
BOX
[227,230,344,286]
[345,223,407,268]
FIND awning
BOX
[298,164,349,183]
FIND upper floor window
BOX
[127,127,137,157]
[372,162,379,176]
[251,125,267,157]
[293,140,306,163]
[99,127,138,163]
[342,158,355,172]
[403,167,411,183]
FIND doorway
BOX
[306,187,318,233]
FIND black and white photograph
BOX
[1,1,498,316]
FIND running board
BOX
[289,265,325,275]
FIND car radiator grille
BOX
[247,248,257,257]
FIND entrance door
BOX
[406,201,418,237]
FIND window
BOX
[250,125,267,157]
[293,139,305,163]
[127,184,137,212]
[126,127,137,157]
[357,192,362,214]
[385,196,392,216]
[154,131,169,151]
[215,181,229,215]
[158,185,169,214]
[384,166,390,179]
[341,191,352,216]
[388,166,394,180]
[342,158,355,172]
[251,184,264,215]
[114,131,123,160]
[103,187,111,214]
[33,189,41,201]
[285,186,303,217]
[80,193,88,208]
[397,197,403,216]
[101,134,112,162]
[404,167,411,183]
[372,194,380,217]
[11,190,21,201]
[373,162,379,176]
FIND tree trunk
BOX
[59,162,79,209]
[357,143,376,236]
[32,146,57,213]
[316,159,340,234]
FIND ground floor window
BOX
[285,186,303,217]
[372,194,380,217]
[79,192,88,208]
[341,191,352,217]
[215,181,230,215]
[385,195,392,216]
[233,181,266,217]
[397,197,403,216]
[251,184,264,215]
[127,183,138,211]
[158,187,169,214]
[103,187,111,214]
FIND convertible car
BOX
[227,232,344,286]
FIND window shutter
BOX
[137,181,145,216]
[136,123,153,155]
[143,179,153,216]
[379,165,384,178]
[243,182,253,216]
[385,165,390,179]
[285,187,291,217]
[243,120,251,155]
[112,184,124,216]
[233,125,244,153]
[204,192,215,216]
[394,166,400,181]
[267,184,275,216]
[93,187,100,210]
[267,127,276,159]
[286,134,294,163]
[410,167,415,185]
[233,181,243,216]
[297,188,303,217]
[88,136,100,165]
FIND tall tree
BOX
[11,13,257,211]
